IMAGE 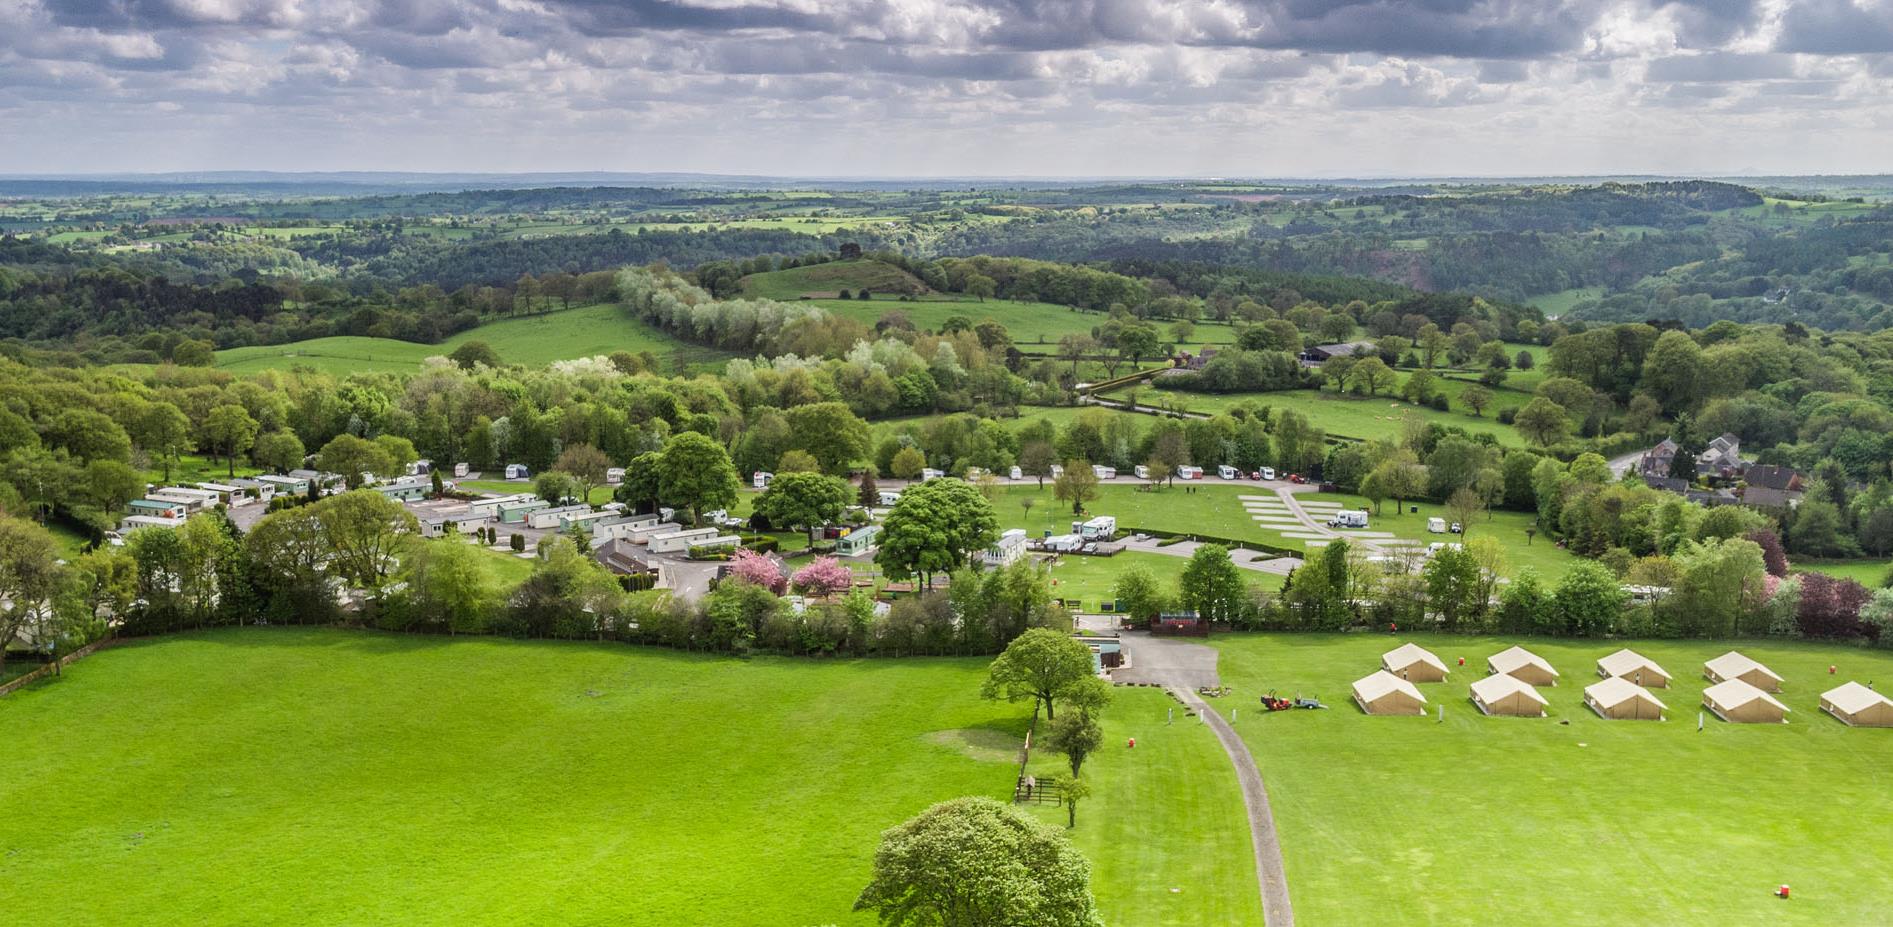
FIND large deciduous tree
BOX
[784,402,870,475]
[876,478,998,586]
[202,405,260,477]
[854,797,1102,927]
[656,432,739,523]
[0,516,62,674]
[313,490,417,596]
[979,627,1093,720]
[754,471,853,539]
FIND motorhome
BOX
[752,471,774,489]
[1092,465,1116,480]
[877,490,902,507]
[1259,467,1276,481]
[1177,466,1203,480]
[1075,516,1118,540]
[1329,510,1370,529]
[1218,465,1239,480]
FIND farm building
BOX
[1596,649,1671,688]
[1469,674,1548,717]
[1703,651,1783,692]
[1487,646,1559,686]
[1584,677,1667,721]
[1353,671,1427,716]
[1381,642,1449,682]
[1703,679,1791,724]
[1820,682,1893,728]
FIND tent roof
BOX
[1382,642,1448,674]
[1470,673,1548,705]
[1705,651,1782,683]
[1822,681,1893,714]
[1704,678,1789,713]
[1597,648,1670,680]
[1585,676,1667,710]
[1354,670,1426,705]
[1488,645,1559,678]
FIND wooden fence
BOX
[0,637,126,697]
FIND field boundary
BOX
[0,637,126,697]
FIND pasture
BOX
[0,629,1026,926]
[1109,385,1526,446]
[214,304,726,375]
[1214,633,1893,926]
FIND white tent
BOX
[1820,682,1893,728]
[1596,649,1671,688]
[1703,678,1790,724]
[1353,670,1428,716]
[1469,674,1548,717]
[1381,642,1450,682]
[1487,646,1560,686]
[1584,676,1667,720]
[1703,651,1784,692]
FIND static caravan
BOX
[878,490,902,507]
[1218,465,1239,480]
[504,464,531,480]
[526,505,593,530]
[981,529,1029,568]
[1092,465,1117,480]
[469,494,533,518]
[230,478,277,504]
[594,514,661,540]
[686,535,743,555]
[650,527,720,554]
[418,514,488,539]
[196,483,253,506]
[498,499,549,524]
[128,499,187,519]
[1009,466,1023,480]
[1177,466,1203,480]
[561,510,615,533]
[255,473,310,496]
[1428,517,1448,534]
[372,479,430,503]
[836,525,881,556]
[150,487,220,512]
[120,513,186,532]
[921,468,945,480]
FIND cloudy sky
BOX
[1,0,1890,177]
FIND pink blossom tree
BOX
[728,549,786,595]
[793,556,854,597]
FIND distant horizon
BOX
[4,169,1890,185]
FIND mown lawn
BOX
[1795,559,1892,587]
[0,629,1028,926]
[1044,549,1284,612]
[214,304,727,376]
[1023,687,1263,927]
[1215,633,1893,926]
[1109,386,1526,446]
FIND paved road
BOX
[1115,633,1295,927]
[1607,447,1647,479]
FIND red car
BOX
[1287,473,1307,484]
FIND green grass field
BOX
[1795,559,1892,587]
[738,259,932,300]
[1214,632,1893,925]
[214,305,726,376]
[0,629,1029,926]
[1043,549,1283,611]
[1109,385,1525,446]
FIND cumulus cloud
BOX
[0,0,1890,174]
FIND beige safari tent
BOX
[1596,648,1671,688]
[1487,645,1560,687]
[1703,678,1790,724]
[1353,670,1428,716]
[1820,682,1893,728]
[1584,676,1667,720]
[1703,651,1784,692]
[1469,674,1548,718]
[1381,642,1450,682]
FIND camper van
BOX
[752,471,774,489]
[1176,466,1203,480]
[1217,465,1239,480]
[1091,465,1116,480]
[1328,510,1370,529]
[877,490,902,507]
[1075,516,1117,541]
[504,464,530,480]
[1133,465,1150,480]
[1428,517,1447,534]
